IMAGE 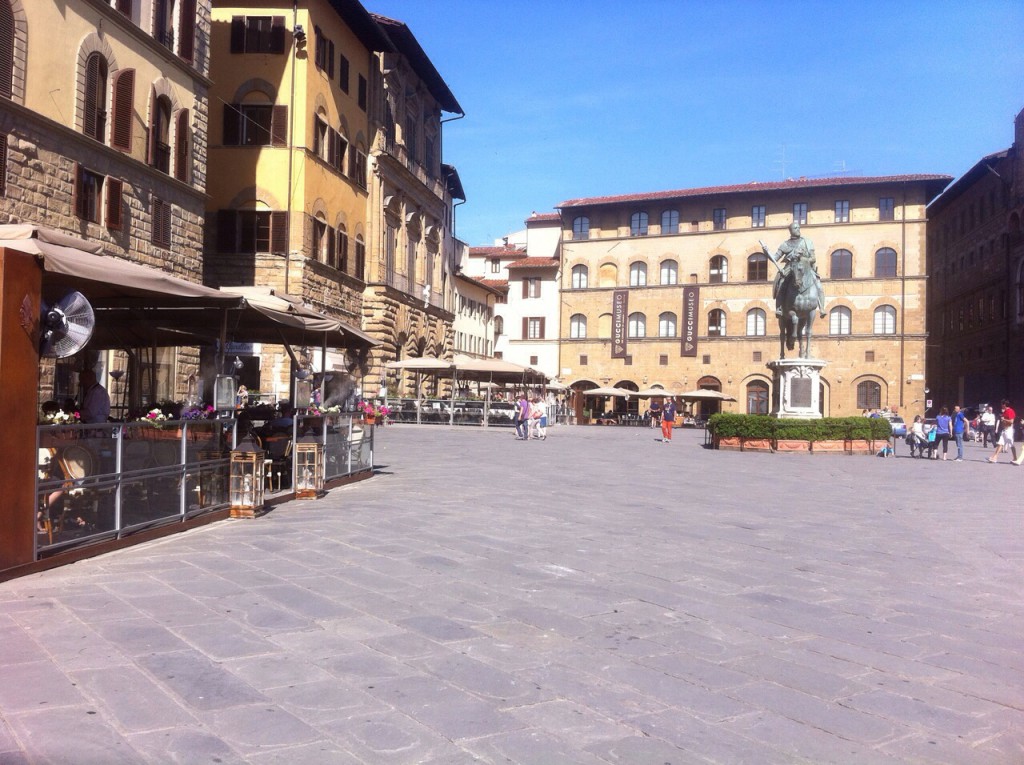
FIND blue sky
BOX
[370,0,1024,247]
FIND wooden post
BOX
[0,248,43,572]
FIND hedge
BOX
[707,414,892,441]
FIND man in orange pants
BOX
[661,398,677,443]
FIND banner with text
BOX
[611,289,629,358]
[681,286,699,357]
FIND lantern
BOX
[294,441,323,499]
[229,449,265,518]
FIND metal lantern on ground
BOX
[294,440,323,499]
[229,448,265,518]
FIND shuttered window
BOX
[174,110,189,181]
[75,164,103,223]
[216,210,288,253]
[83,53,108,142]
[0,0,14,99]
[152,197,171,248]
[230,16,285,54]
[0,133,7,196]
[110,69,134,151]
[178,0,196,62]
[106,177,123,231]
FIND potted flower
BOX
[181,405,215,420]
[40,409,81,425]
[358,400,390,425]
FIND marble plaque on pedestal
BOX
[766,358,826,419]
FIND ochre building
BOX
[556,175,951,418]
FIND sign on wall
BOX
[611,290,628,359]
[681,286,699,357]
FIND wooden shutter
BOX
[230,17,245,53]
[521,317,528,339]
[522,278,528,298]
[216,210,237,252]
[153,198,171,247]
[0,0,14,99]
[327,40,335,78]
[539,318,546,339]
[178,0,196,62]
[222,103,240,145]
[111,69,134,151]
[83,55,100,139]
[0,134,6,196]
[174,110,189,181]
[327,227,335,267]
[338,55,349,93]
[270,105,287,146]
[270,211,288,253]
[106,177,123,231]
[73,163,84,218]
[270,17,285,54]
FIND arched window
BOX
[570,313,587,339]
[709,255,728,283]
[627,312,646,338]
[494,315,504,338]
[708,309,726,337]
[337,223,349,272]
[875,247,897,278]
[830,249,852,279]
[0,0,14,100]
[829,306,851,335]
[658,312,677,337]
[857,380,882,410]
[660,259,678,285]
[149,93,172,173]
[874,304,896,334]
[572,216,589,240]
[747,252,768,281]
[661,209,679,235]
[630,211,648,237]
[312,214,330,263]
[571,264,588,289]
[746,308,766,336]
[629,261,647,287]
[354,233,366,278]
[83,53,108,142]
[746,380,769,414]
[174,109,190,181]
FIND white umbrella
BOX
[677,388,737,402]
[384,356,454,371]
[582,386,634,397]
[634,387,683,397]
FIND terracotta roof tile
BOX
[455,272,505,294]
[507,256,558,270]
[468,245,525,257]
[478,278,508,290]
[526,212,560,224]
[558,174,953,209]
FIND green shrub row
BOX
[707,414,893,441]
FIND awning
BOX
[0,225,376,353]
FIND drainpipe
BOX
[285,0,299,295]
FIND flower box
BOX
[811,439,845,453]
[846,439,873,454]
[775,439,810,453]
[717,436,741,451]
[741,438,773,452]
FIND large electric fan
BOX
[40,291,95,357]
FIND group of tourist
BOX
[905,399,1022,463]
[513,392,548,441]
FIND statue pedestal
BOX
[767,359,826,419]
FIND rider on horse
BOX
[763,221,826,319]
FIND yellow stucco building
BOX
[556,175,951,418]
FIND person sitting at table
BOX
[266,401,294,431]
[78,369,110,424]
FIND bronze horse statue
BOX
[777,256,822,359]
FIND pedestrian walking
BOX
[952,404,970,461]
[661,398,677,443]
[514,392,530,440]
[988,400,1017,463]
[979,405,996,447]
[934,407,951,460]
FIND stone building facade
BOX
[926,106,1024,410]
[362,13,463,397]
[555,175,950,418]
[204,0,392,400]
[1,0,213,407]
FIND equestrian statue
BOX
[760,221,826,359]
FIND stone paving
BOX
[1,424,1022,764]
